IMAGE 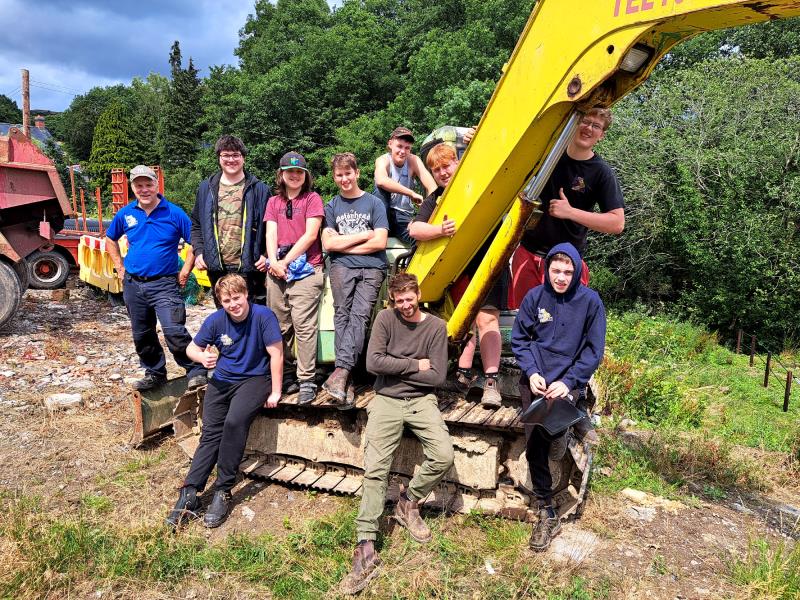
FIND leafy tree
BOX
[128,73,170,166]
[0,94,22,123]
[160,41,203,169]
[591,57,800,346]
[59,85,131,162]
[86,99,138,194]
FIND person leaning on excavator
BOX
[407,141,506,409]
[339,272,453,595]
[190,135,271,307]
[511,242,606,552]
[509,107,625,308]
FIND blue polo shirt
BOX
[106,195,192,277]
[193,304,282,383]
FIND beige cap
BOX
[129,165,158,182]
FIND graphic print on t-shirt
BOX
[335,208,372,235]
[571,177,586,193]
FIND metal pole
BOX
[749,336,756,367]
[21,69,30,137]
[736,329,742,354]
[79,189,87,232]
[764,352,771,387]
[784,371,792,413]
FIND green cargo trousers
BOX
[356,393,455,542]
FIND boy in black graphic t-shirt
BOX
[321,152,390,406]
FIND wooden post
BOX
[784,371,792,413]
[69,166,77,217]
[21,69,30,138]
[749,335,756,367]
[95,188,104,236]
[79,189,87,232]
[736,329,743,354]
[764,352,771,388]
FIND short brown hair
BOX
[549,252,574,267]
[331,152,358,172]
[425,143,457,171]
[214,135,248,157]
[214,274,248,298]
[388,272,420,299]
[584,107,612,131]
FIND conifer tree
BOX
[160,41,203,168]
[87,99,138,194]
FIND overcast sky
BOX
[0,0,337,113]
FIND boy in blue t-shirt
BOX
[166,274,283,529]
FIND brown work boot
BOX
[322,367,349,402]
[339,540,382,595]
[480,375,502,408]
[529,506,561,552]
[394,494,432,543]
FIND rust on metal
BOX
[567,75,582,97]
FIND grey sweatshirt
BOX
[366,308,448,398]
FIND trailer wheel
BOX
[0,261,23,329]
[27,250,70,289]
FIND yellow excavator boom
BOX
[406,0,800,339]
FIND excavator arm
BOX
[406,0,800,340]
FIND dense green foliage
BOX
[47,2,800,345]
[0,94,22,123]
[86,99,139,193]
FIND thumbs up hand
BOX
[199,344,218,369]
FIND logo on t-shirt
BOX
[220,334,233,346]
[537,307,553,323]
[124,214,138,228]
[336,209,372,235]
[571,177,586,193]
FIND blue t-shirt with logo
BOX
[193,304,282,383]
[106,196,192,277]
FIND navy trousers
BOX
[122,274,204,378]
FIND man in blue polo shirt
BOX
[105,165,206,391]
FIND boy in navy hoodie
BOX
[511,242,606,551]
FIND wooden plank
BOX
[482,405,523,429]
[457,403,496,426]
[441,397,479,423]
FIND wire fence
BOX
[735,329,797,413]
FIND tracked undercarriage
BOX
[132,366,595,522]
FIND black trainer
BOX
[298,380,318,405]
[203,490,231,528]
[133,373,167,391]
[166,486,200,528]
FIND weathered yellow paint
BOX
[408,0,800,331]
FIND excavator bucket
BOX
[130,376,200,446]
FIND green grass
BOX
[0,494,607,599]
[731,538,800,600]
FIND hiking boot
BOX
[187,373,207,390]
[339,540,382,595]
[337,381,357,411]
[480,376,502,408]
[203,490,231,528]
[529,506,561,552]
[298,380,318,405]
[165,486,199,528]
[322,367,349,402]
[548,432,569,461]
[573,416,600,445]
[133,372,167,391]
[283,378,300,395]
[445,369,476,394]
[394,494,432,543]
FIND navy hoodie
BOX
[511,242,606,391]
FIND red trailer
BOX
[0,126,72,328]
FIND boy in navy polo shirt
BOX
[166,274,283,529]
[105,165,205,391]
